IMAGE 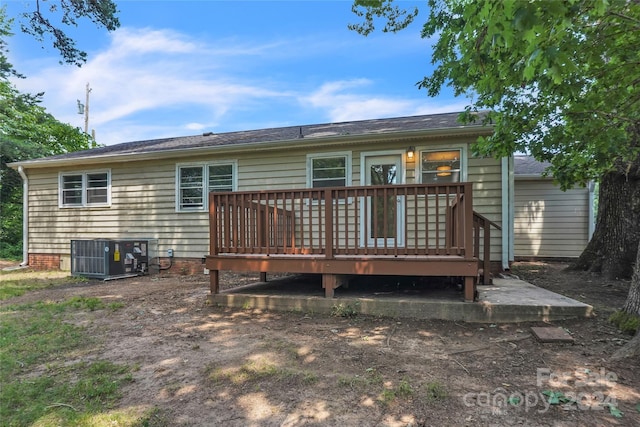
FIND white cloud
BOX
[11,24,465,145]
[12,26,296,144]
[109,28,199,55]
[303,79,468,123]
[185,122,207,131]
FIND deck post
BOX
[323,274,337,298]
[209,193,220,295]
[464,276,475,302]
[260,272,267,282]
[210,269,219,294]
[209,192,218,257]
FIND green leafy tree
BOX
[1,5,111,258]
[350,0,640,356]
[19,0,119,66]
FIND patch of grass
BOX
[301,372,319,385]
[396,379,413,397]
[0,269,86,300]
[132,407,171,427]
[424,380,448,402]
[609,310,640,335]
[0,304,87,371]
[108,302,126,311]
[5,296,109,313]
[0,295,136,426]
[380,388,397,405]
[379,378,414,406]
[337,367,384,389]
[331,301,360,318]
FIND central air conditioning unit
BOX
[71,239,159,280]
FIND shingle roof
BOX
[15,111,489,166]
[514,155,551,176]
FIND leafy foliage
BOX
[19,0,120,66]
[349,0,418,36]
[352,0,640,190]
[0,6,100,259]
[351,1,640,316]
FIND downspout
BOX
[508,156,515,265]
[501,157,510,270]
[17,166,29,266]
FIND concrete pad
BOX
[476,278,593,323]
[207,275,593,323]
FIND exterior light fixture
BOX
[407,146,415,160]
[436,165,452,177]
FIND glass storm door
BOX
[362,154,404,247]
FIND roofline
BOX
[10,124,492,170]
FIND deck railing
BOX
[209,183,478,259]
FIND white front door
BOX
[362,153,405,247]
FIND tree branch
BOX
[608,11,640,27]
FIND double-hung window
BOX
[59,171,110,207]
[420,149,463,183]
[177,162,236,211]
[307,152,351,189]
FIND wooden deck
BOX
[205,183,500,302]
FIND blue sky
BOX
[5,1,467,146]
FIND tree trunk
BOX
[623,241,640,316]
[572,158,640,280]
[611,241,640,360]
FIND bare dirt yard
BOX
[2,261,639,426]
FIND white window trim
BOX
[416,145,468,184]
[58,170,111,208]
[306,151,352,189]
[175,160,238,212]
[306,152,352,205]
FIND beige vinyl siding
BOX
[25,136,503,266]
[27,160,208,261]
[239,152,307,190]
[468,156,503,261]
[514,179,589,258]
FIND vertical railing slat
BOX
[222,194,230,252]
[324,188,333,259]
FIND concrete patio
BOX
[207,274,593,323]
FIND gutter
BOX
[508,156,515,264]
[17,166,29,267]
